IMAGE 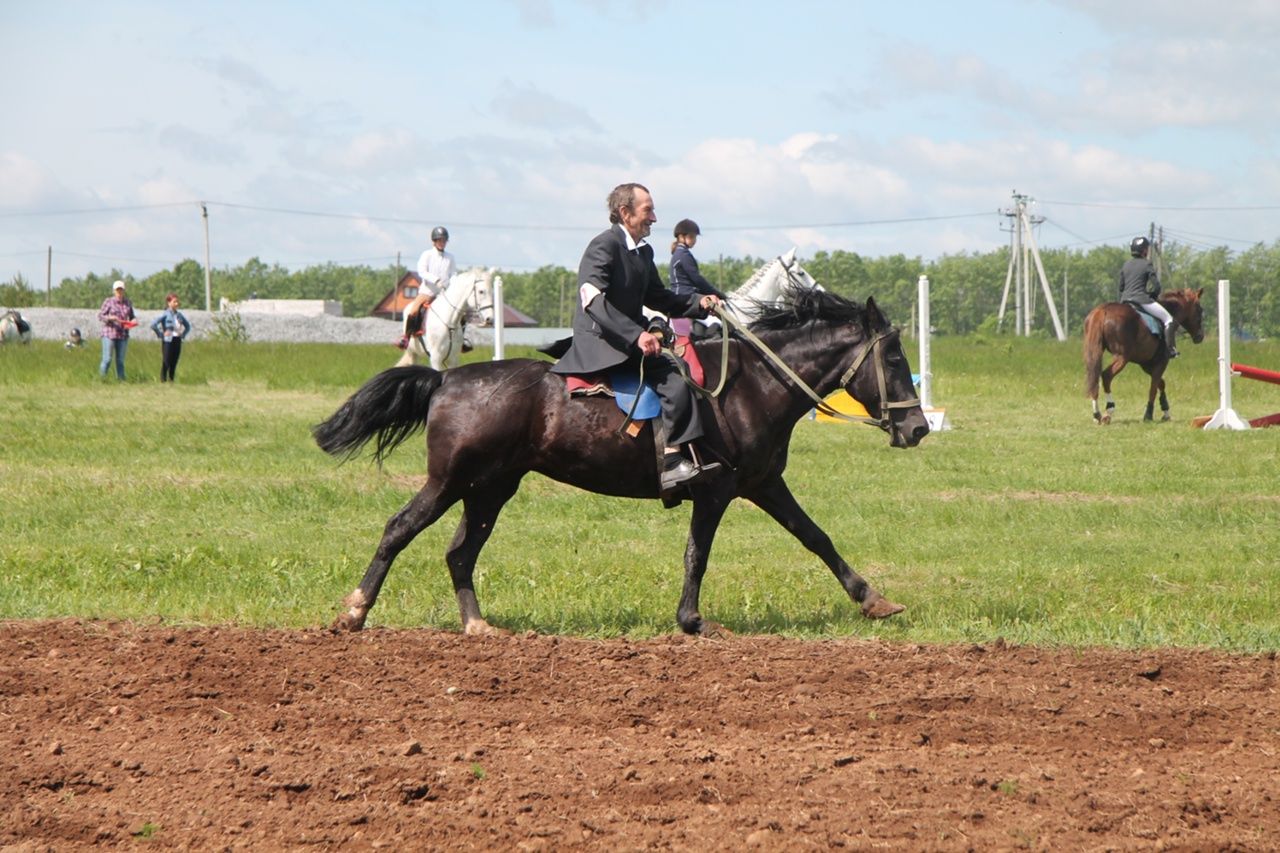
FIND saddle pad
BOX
[675,336,706,387]
[561,340,704,420]
[1133,306,1161,336]
[565,370,661,419]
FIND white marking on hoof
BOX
[464,619,511,637]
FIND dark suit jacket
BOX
[550,224,704,375]
[1118,257,1160,305]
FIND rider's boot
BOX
[1164,324,1179,358]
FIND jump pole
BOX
[491,274,506,361]
[1202,279,1250,430]
[917,274,951,431]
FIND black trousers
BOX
[160,339,183,382]
[638,353,702,447]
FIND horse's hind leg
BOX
[747,477,904,620]
[333,480,455,632]
[447,477,523,636]
[1100,358,1126,424]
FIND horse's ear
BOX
[865,297,889,332]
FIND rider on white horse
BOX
[400,226,458,363]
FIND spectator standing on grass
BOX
[150,292,192,382]
[98,280,136,380]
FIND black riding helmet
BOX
[673,219,700,238]
[1130,236,1150,257]
[431,226,449,242]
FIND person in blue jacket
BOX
[669,219,726,301]
[150,293,192,382]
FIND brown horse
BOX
[1083,288,1205,424]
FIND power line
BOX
[1041,199,1280,212]
[54,249,184,265]
[0,201,197,218]
[1,198,995,233]
[1158,226,1267,249]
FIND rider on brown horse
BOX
[1119,236,1177,358]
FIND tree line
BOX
[4,240,1276,337]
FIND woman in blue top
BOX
[669,219,726,300]
[150,293,192,382]
[669,219,725,337]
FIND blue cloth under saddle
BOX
[1134,306,1161,336]
[608,368,662,419]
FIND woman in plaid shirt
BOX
[98,280,136,380]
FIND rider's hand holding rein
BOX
[637,330,661,356]
[699,294,722,313]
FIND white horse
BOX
[0,309,32,345]
[396,267,498,370]
[688,248,823,336]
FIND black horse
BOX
[314,289,930,636]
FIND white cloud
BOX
[330,129,419,173]
[157,124,245,165]
[138,176,201,206]
[490,80,602,133]
[86,217,149,246]
[0,152,64,207]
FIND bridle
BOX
[699,255,919,429]
[425,273,484,362]
[712,307,918,429]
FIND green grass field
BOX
[2,334,1277,649]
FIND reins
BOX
[615,255,919,434]
[709,307,915,428]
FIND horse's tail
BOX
[313,366,444,463]
[1082,308,1104,399]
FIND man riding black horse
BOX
[549,182,724,493]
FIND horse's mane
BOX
[731,257,778,299]
[750,288,866,331]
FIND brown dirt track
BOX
[2,621,1277,850]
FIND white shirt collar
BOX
[621,226,647,253]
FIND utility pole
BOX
[201,203,213,311]
[997,190,1065,340]
[1153,223,1166,281]
[46,246,52,305]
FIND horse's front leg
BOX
[676,489,733,637]
[747,477,904,620]
[1143,370,1160,422]
[1158,377,1171,422]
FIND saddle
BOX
[1130,304,1162,338]
[562,335,706,421]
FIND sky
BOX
[2,0,1278,288]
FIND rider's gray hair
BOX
[607,183,649,225]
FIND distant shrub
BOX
[209,307,249,343]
